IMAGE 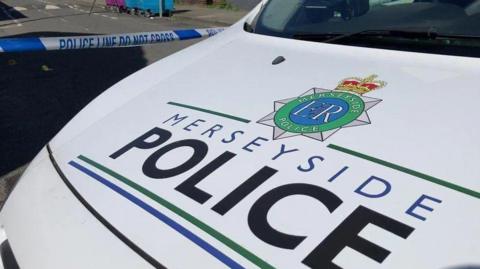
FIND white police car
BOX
[1,0,480,268]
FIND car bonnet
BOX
[50,32,480,269]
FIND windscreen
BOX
[252,0,480,56]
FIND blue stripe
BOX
[0,38,46,52]
[173,29,202,40]
[69,161,244,269]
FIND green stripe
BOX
[167,102,251,123]
[327,144,480,199]
[78,155,274,269]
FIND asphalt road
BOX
[0,0,220,178]
[228,0,260,10]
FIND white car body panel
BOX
[0,148,150,268]
[1,2,480,269]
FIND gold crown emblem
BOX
[335,75,386,95]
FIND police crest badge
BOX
[258,75,386,141]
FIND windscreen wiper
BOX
[294,29,439,43]
[244,22,254,33]
[294,29,480,44]
[324,29,440,43]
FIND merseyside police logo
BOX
[258,75,386,141]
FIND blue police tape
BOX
[0,28,225,53]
